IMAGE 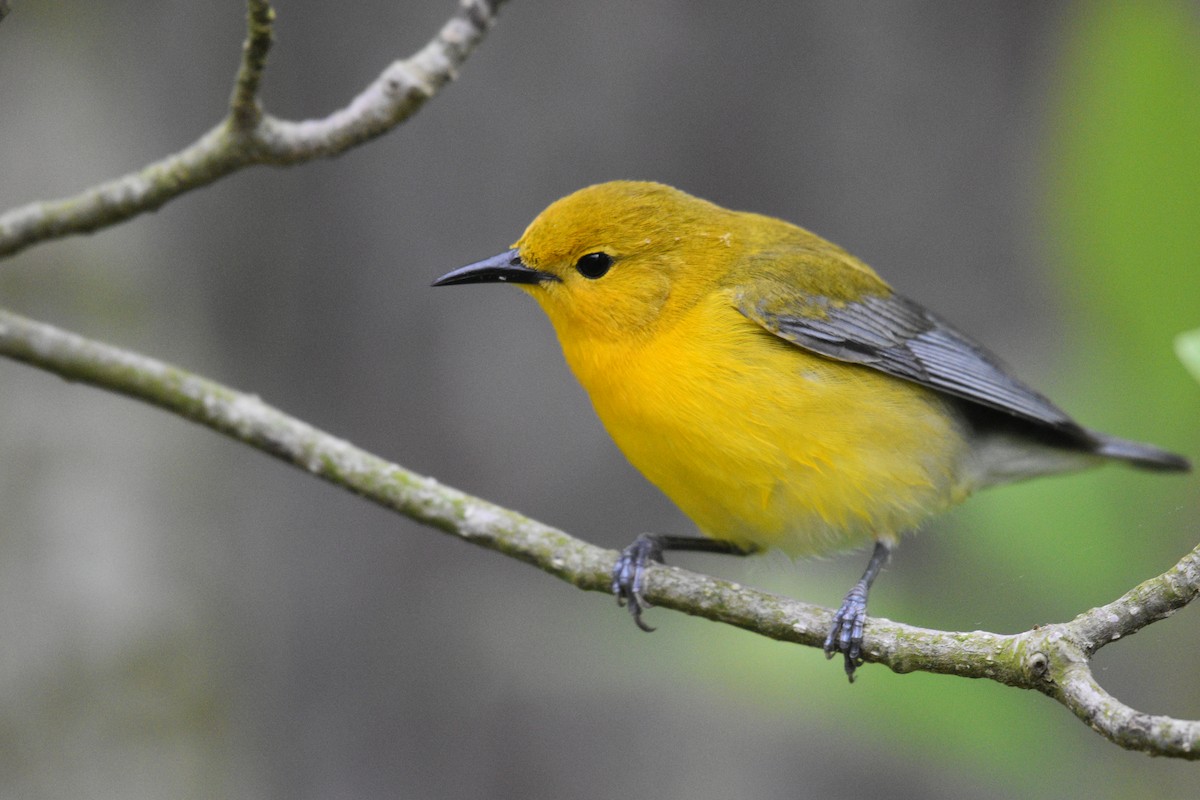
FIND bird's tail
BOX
[1090,432,1191,472]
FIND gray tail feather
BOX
[1090,432,1191,472]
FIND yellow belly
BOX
[559,296,970,556]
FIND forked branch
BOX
[0,0,507,260]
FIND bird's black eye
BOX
[575,252,613,279]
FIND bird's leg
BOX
[612,534,756,632]
[824,539,892,682]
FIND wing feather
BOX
[738,287,1081,433]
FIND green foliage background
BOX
[581,3,1200,796]
[918,0,1197,790]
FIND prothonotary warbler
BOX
[433,180,1190,680]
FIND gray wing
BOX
[738,290,1083,434]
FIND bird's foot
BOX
[611,533,665,632]
[823,581,870,682]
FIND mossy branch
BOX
[0,0,1197,761]
[0,306,1197,758]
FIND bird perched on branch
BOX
[434,180,1190,680]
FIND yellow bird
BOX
[434,181,1189,679]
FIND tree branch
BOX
[0,0,507,261]
[229,0,275,129]
[0,306,1196,758]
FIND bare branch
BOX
[229,0,275,129]
[0,308,612,590]
[1070,542,1200,649]
[1055,645,1200,758]
[0,306,1195,758]
[0,0,508,261]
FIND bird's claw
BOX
[823,581,870,682]
[612,534,665,632]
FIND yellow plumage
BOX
[434,180,1188,678]
[516,182,970,555]
[554,287,965,555]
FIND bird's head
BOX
[434,181,743,342]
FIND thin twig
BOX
[230,0,275,129]
[0,0,508,261]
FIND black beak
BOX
[432,249,559,287]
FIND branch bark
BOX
[0,0,1196,760]
[0,0,506,260]
[0,306,1196,758]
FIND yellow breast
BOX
[557,291,970,555]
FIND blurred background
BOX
[0,1,1197,797]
